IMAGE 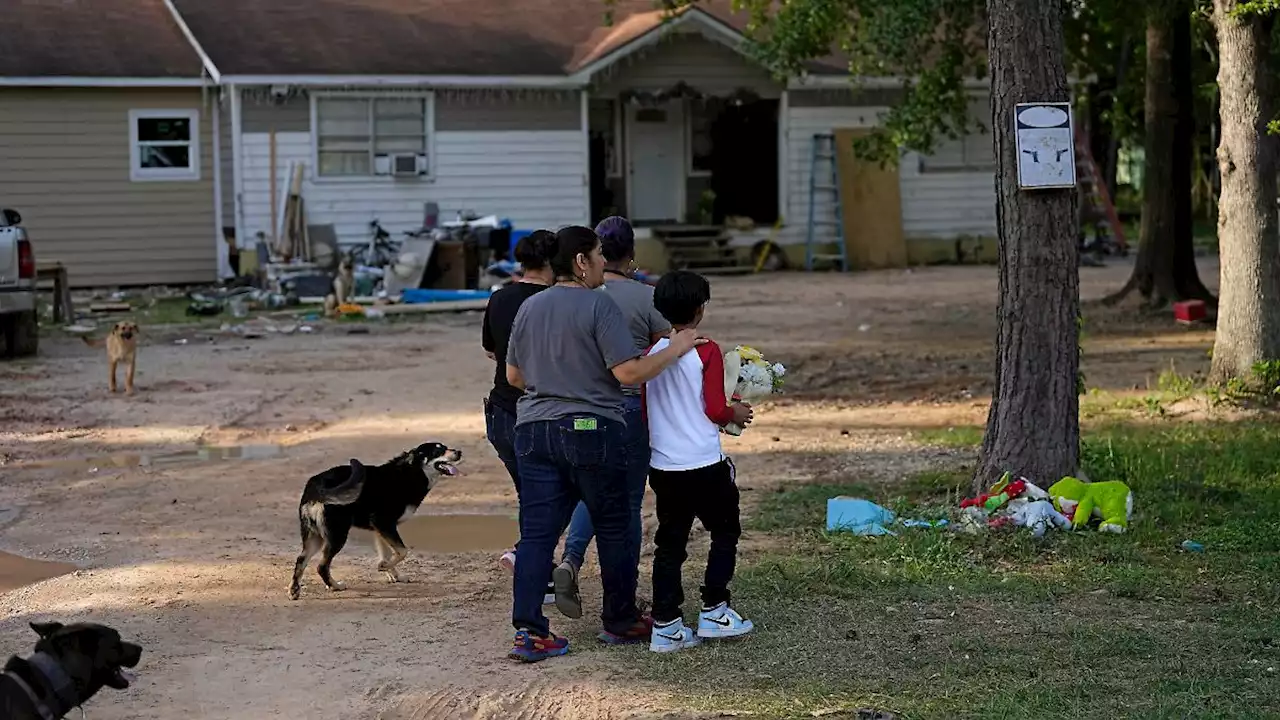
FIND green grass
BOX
[623,422,1280,719]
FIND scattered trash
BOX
[1180,540,1205,553]
[826,498,896,535]
[173,339,189,346]
[858,324,872,332]
[900,518,949,529]
[1009,500,1071,538]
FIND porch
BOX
[583,31,784,230]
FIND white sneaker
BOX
[696,603,754,639]
[649,619,701,653]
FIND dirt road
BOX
[0,262,1217,719]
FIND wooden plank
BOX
[833,128,908,270]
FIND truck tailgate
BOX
[0,227,18,279]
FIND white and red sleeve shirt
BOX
[643,337,735,471]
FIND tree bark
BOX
[1209,1,1280,383]
[975,0,1080,492]
[1105,4,1214,307]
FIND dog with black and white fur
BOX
[289,442,462,600]
[2,621,142,720]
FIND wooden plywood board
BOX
[833,128,908,270]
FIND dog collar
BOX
[4,651,81,720]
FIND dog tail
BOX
[316,459,367,505]
[81,335,104,348]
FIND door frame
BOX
[623,99,687,223]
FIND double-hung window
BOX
[129,109,200,182]
[315,95,433,178]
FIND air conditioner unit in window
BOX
[390,153,428,178]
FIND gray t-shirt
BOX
[600,278,671,395]
[507,285,642,426]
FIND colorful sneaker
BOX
[551,561,583,619]
[598,616,653,645]
[649,619,701,653]
[508,630,569,663]
[697,603,754,639]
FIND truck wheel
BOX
[3,310,39,357]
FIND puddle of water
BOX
[352,514,519,554]
[14,445,285,470]
[0,551,78,594]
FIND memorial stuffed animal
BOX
[1048,476,1133,533]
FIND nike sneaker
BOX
[649,618,701,653]
[697,602,754,639]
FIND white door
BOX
[627,102,684,222]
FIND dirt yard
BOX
[0,260,1218,719]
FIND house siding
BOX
[233,89,587,249]
[0,88,216,287]
[592,32,783,98]
[783,96,996,249]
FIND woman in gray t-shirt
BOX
[556,216,668,618]
[504,225,700,661]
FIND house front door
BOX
[627,102,684,223]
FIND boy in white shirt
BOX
[642,270,755,653]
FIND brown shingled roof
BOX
[170,0,845,78]
[0,0,204,78]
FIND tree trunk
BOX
[975,0,1080,492]
[1105,4,1214,307]
[1209,1,1280,383]
[1138,10,1180,302]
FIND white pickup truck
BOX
[0,207,38,357]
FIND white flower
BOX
[771,363,787,377]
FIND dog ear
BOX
[30,621,63,638]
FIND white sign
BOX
[1014,102,1077,190]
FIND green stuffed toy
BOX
[1048,476,1133,533]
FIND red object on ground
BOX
[1173,300,1207,324]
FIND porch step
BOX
[651,226,744,273]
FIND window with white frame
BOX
[129,109,200,182]
[315,95,433,178]
[687,102,714,176]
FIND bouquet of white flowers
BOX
[721,345,785,436]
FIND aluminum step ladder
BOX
[805,133,850,271]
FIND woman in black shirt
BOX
[481,231,555,589]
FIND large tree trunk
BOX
[976,0,1080,492]
[1106,4,1214,307]
[1209,1,1280,382]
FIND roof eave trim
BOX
[568,7,752,83]
[0,77,210,87]
[162,0,223,82]
[219,75,584,88]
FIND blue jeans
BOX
[512,415,639,636]
[562,395,648,573]
[484,399,521,493]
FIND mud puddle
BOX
[352,514,518,554]
[12,444,285,470]
[0,551,78,594]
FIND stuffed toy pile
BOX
[959,472,1133,537]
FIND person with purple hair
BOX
[550,216,670,620]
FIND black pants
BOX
[649,458,741,624]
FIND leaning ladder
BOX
[805,133,850,271]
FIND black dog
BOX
[288,442,462,599]
[1,621,142,720]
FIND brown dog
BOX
[81,321,139,394]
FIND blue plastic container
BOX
[401,288,493,304]
[509,227,531,258]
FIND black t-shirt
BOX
[482,282,548,414]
